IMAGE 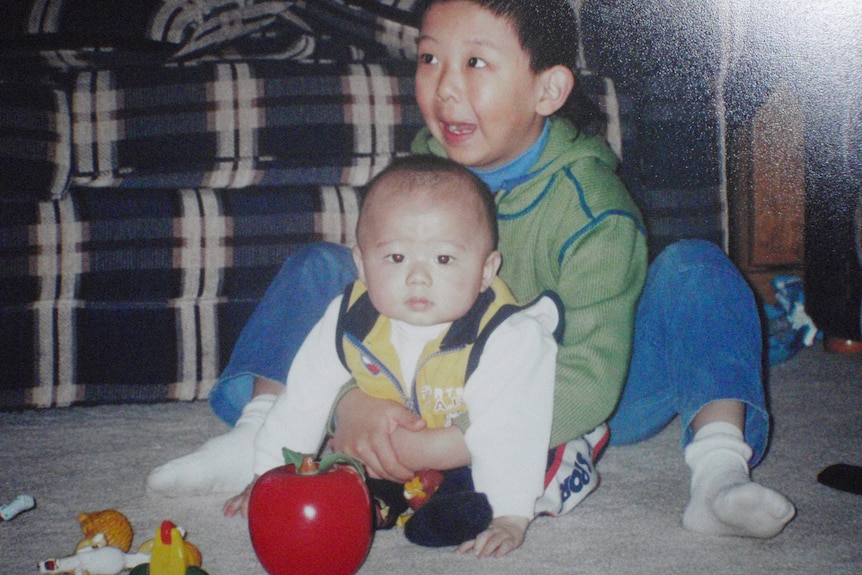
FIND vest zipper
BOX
[347,337,417,416]
[347,336,470,422]
[410,345,467,416]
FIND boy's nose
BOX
[435,66,460,102]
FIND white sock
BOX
[146,394,276,496]
[683,421,796,538]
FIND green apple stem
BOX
[318,453,367,480]
[281,448,367,480]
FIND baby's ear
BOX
[481,250,502,291]
[352,244,366,284]
[535,65,575,117]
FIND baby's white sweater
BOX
[254,294,558,519]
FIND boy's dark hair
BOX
[360,155,499,248]
[416,0,602,133]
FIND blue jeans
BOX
[210,243,358,425]
[210,239,769,465]
[607,240,769,465]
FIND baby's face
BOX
[415,0,548,170]
[354,176,499,327]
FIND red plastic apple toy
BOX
[248,449,373,575]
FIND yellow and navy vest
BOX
[335,278,563,430]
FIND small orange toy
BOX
[77,509,134,552]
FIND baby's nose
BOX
[407,263,432,285]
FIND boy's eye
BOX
[437,255,452,264]
[419,53,438,65]
[389,254,405,263]
[468,57,487,68]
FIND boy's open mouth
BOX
[440,121,476,145]
[443,122,475,135]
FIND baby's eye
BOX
[468,57,487,68]
[388,254,405,263]
[418,53,438,65]
[437,255,452,264]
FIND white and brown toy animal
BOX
[38,534,150,575]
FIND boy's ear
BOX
[535,65,575,117]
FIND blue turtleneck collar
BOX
[469,119,550,193]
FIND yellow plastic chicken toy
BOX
[129,521,207,575]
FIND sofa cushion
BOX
[0,0,419,67]
[0,0,174,70]
[0,183,361,409]
[132,0,420,63]
[1,0,167,42]
[67,58,424,190]
[0,81,71,202]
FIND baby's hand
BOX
[223,476,258,518]
[456,515,530,558]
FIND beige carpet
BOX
[1,345,860,575]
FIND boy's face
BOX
[353,175,501,327]
[415,0,550,171]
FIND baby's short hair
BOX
[360,155,498,248]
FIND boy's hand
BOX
[456,515,530,558]
[330,389,425,482]
[223,475,258,518]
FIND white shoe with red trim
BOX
[534,423,610,517]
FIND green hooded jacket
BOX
[412,116,648,447]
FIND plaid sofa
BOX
[0,0,728,410]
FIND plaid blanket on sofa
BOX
[69,59,421,190]
[0,184,363,408]
[0,56,424,409]
[0,0,728,410]
[1,0,428,409]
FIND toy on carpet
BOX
[39,534,150,575]
[128,521,206,575]
[39,512,207,575]
[248,449,373,575]
[0,494,36,521]
[77,510,135,552]
[765,275,820,364]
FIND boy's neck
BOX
[470,119,550,192]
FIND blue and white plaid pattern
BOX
[0,0,727,410]
[67,59,423,190]
[0,82,71,202]
[0,184,363,409]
